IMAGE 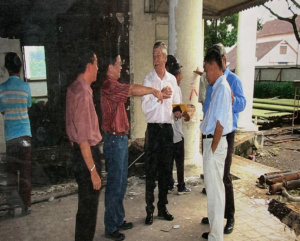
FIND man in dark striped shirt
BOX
[101,48,168,241]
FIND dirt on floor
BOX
[253,126,300,172]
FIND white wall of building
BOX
[257,33,300,66]
[257,41,298,66]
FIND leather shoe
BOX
[118,221,133,230]
[224,218,235,234]
[202,232,209,239]
[105,230,125,241]
[145,213,153,225]
[201,187,207,195]
[201,217,209,224]
[158,209,174,221]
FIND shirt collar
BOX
[153,69,168,81]
[8,75,21,80]
[77,76,93,96]
[224,67,230,77]
[212,74,226,91]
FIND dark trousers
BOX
[145,123,173,213]
[6,136,31,209]
[72,143,101,241]
[170,138,185,191]
[224,131,235,220]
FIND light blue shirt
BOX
[200,75,232,136]
[0,76,32,141]
[203,67,246,132]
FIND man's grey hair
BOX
[153,41,168,57]
[212,43,226,56]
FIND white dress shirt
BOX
[141,69,180,124]
[200,75,232,136]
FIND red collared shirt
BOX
[101,76,130,133]
[66,76,102,146]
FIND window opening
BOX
[23,46,48,102]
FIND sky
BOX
[257,0,300,23]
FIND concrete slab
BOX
[0,154,299,240]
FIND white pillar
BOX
[236,8,259,131]
[169,0,203,175]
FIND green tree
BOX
[204,14,238,54]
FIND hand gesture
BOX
[161,86,172,99]
[193,67,203,76]
[153,89,164,103]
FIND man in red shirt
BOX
[101,48,168,241]
[66,47,102,241]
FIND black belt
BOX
[105,130,129,136]
[148,123,171,128]
[202,134,227,139]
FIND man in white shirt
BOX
[141,42,180,225]
[200,48,233,241]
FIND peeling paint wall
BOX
[129,0,169,139]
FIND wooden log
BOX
[267,172,300,185]
[258,171,297,185]
[253,98,300,107]
[253,103,295,112]
[268,179,300,194]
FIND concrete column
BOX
[236,8,259,132]
[168,0,203,174]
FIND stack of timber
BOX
[252,98,300,129]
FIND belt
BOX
[202,134,227,139]
[106,130,128,136]
[148,123,171,128]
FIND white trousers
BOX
[203,137,228,241]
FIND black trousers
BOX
[145,123,173,213]
[6,136,31,209]
[169,138,185,191]
[72,143,102,241]
[224,131,235,220]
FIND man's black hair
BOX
[166,55,177,69]
[204,48,223,70]
[166,55,182,77]
[77,46,96,75]
[168,62,182,77]
[5,52,22,75]
[103,46,119,74]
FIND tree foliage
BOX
[204,14,238,54]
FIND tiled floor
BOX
[0,154,299,240]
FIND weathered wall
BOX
[129,0,169,138]
[0,0,131,148]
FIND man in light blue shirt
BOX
[201,43,246,235]
[200,48,233,241]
